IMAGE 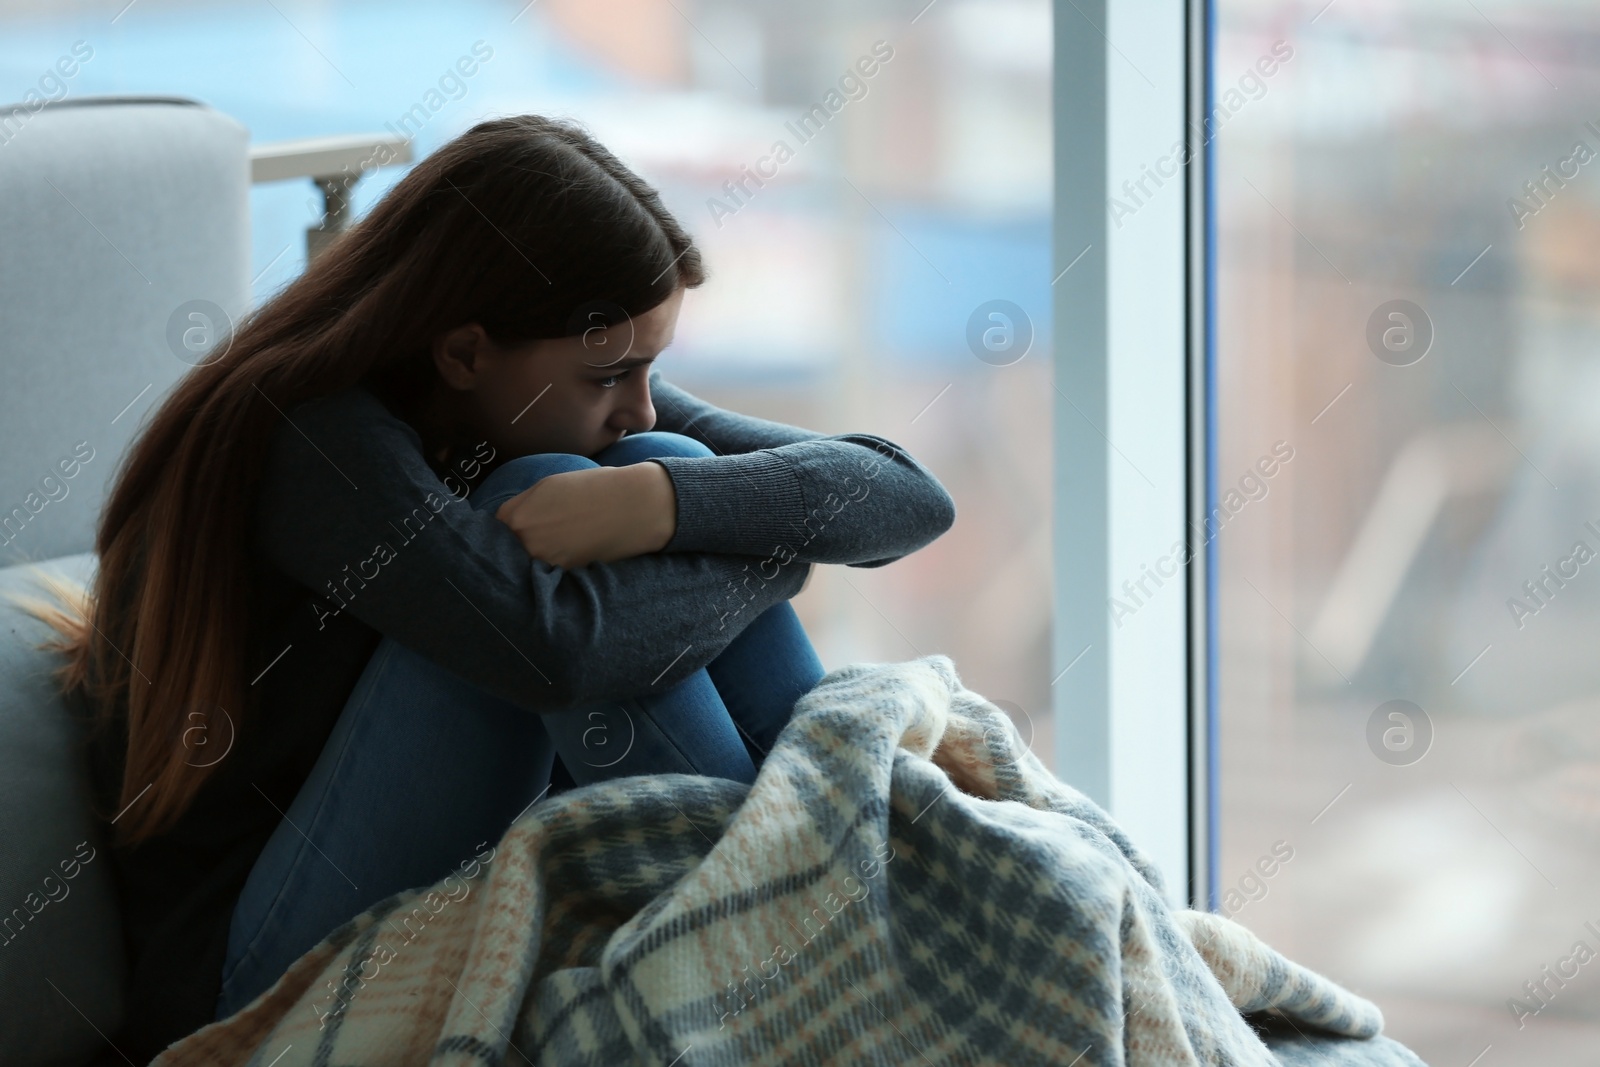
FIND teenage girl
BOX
[16,114,954,1060]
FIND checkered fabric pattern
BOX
[153,655,1426,1067]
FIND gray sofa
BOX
[0,96,250,1067]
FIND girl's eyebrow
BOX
[595,355,656,370]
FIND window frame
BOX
[1050,0,1213,908]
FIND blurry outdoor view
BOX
[0,0,1054,752]
[1215,0,1600,1061]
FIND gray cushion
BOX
[0,95,250,566]
[0,552,125,1067]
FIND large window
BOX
[0,0,1055,756]
[1214,0,1600,1059]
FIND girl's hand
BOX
[493,462,678,568]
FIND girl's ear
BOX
[432,323,493,388]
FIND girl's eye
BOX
[597,371,630,389]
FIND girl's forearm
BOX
[646,371,955,567]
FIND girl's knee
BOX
[598,431,714,465]
[471,453,597,512]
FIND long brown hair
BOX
[8,114,707,847]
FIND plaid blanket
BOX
[155,655,1426,1066]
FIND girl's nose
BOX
[610,377,656,433]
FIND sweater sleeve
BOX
[252,385,810,714]
[646,368,956,569]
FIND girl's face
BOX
[432,286,684,461]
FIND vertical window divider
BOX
[1052,0,1205,906]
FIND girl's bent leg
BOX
[459,435,767,787]
[485,436,760,786]
[537,670,754,787]
[593,432,827,767]
[704,601,826,763]
[215,638,554,1019]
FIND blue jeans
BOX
[214,431,825,1019]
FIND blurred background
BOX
[10,0,1600,1062]
[1217,0,1600,1062]
[0,0,1056,748]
